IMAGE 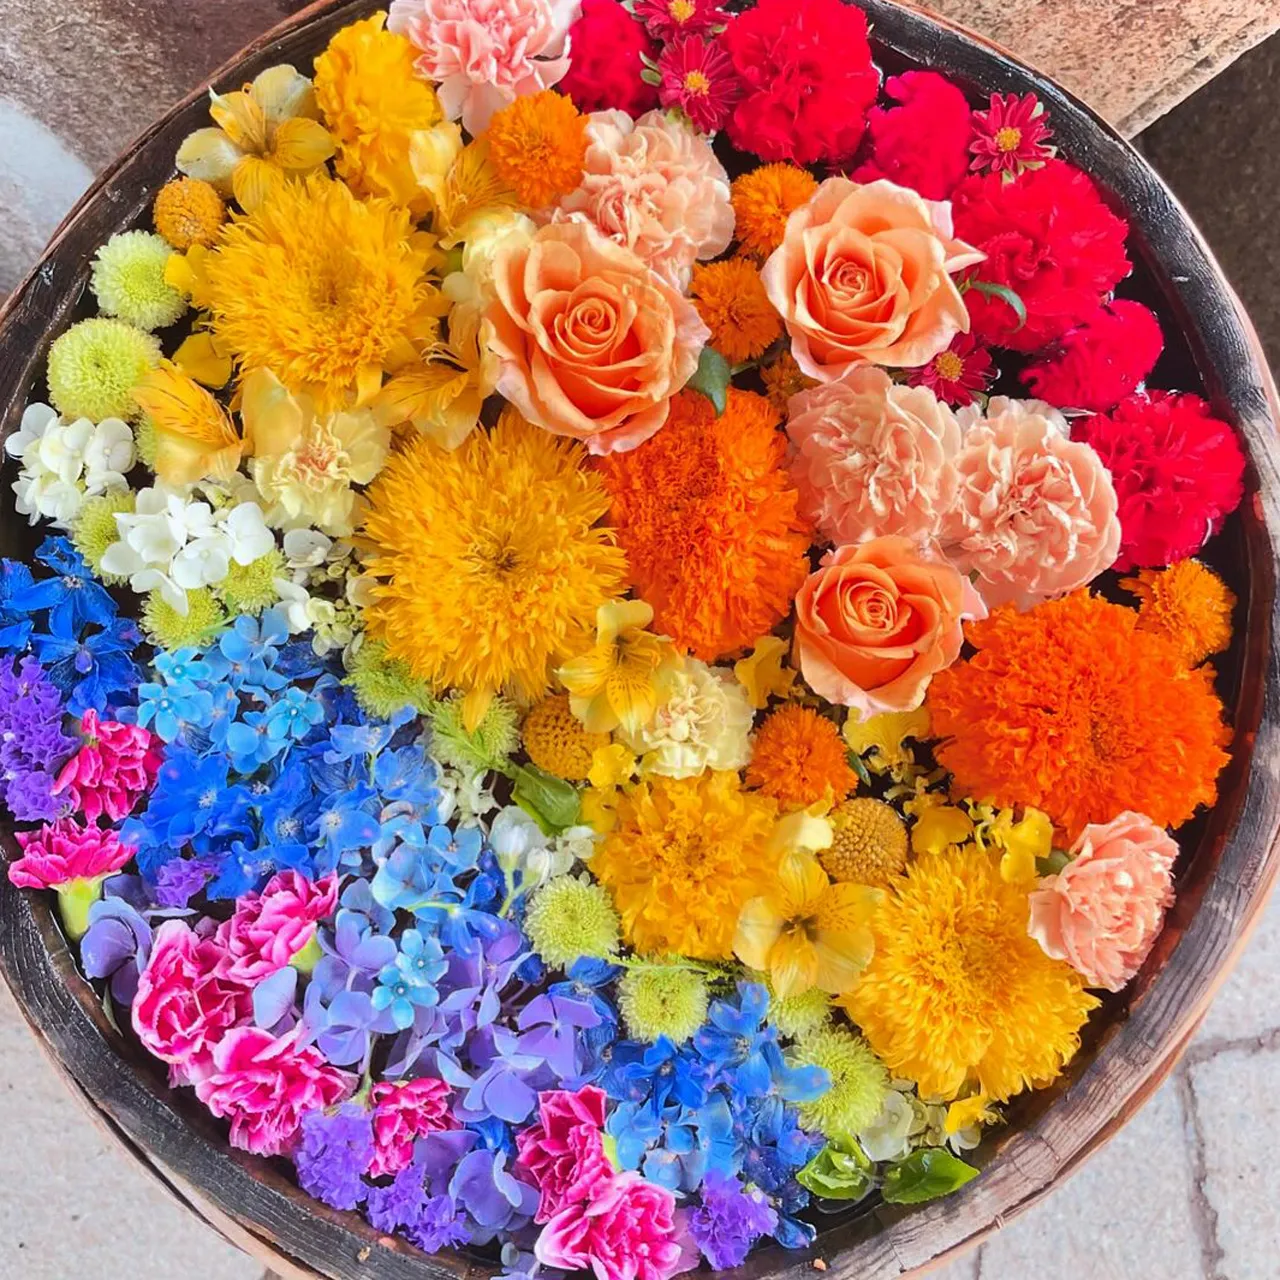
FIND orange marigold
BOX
[486,90,586,210]
[927,591,1232,840]
[731,163,820,259]
[595,388,811,661]
[1120,559,1236,667]
[690,257,783,364]
[746,705,857,810]
[760,350,816,416]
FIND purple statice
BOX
[687,1171,779,1268]
[406,1194,470,1253]
[293,1105,375,1211]
[0,655,76,819]
[365,1162,428,1233]
[152,856,218,909]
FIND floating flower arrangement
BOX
[1,0,1246,1273]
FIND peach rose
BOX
[793,536,985,717]
[1029,811,1179,992]
[761,177,984,381]
[938,409,1121,609]
[487,221,710,454]
[786,367,961,547]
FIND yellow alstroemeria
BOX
[734,852,883,999]
[164,242,214,310]
[131,360,242,486]
[172,328,233,389]
[766,807,835,859]
[733,634,796,709]
[843,706,932,774]
[945,1093,999,1136]
[559,600,680,735]
[176,64,335,212]
[909,802,975,856]
[972,804,1054,885]
[411,128,521,249]
[587,743,638,792]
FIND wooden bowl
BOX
[2,1,1279,1277]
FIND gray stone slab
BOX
[1198,887,1280,1043]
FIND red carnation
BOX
[723,0,880,166]
[634,0,726,42]
[1022,300,1164,411]
[853,71,973,200]
[951,159,1131,352]
[1074,391,1246,570]
[657,34,742,134]
[906,332,994,407]
[558,0,659,117]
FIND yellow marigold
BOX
[841,845,1099,1102]
[927,592,1232,840]
[760,350,816,416]
[313,12,443,216]
[153,178,227,250]
[746,705,857,810]
[731,163,819,260]
[1120,559,1236,667]
[822,798,909,888]
[486,90,587,210]
[362,408,628,729]
[131,360,242,486]
[690,257,783,364]
[592,771,779,960]
[203,174,441,412]
[523,694,610,782]
[595,389,811,661]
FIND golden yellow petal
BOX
[844,706,932,769]
[173,330,233,389]
[607,667,659,737]
[461,684,494,733]
[251,63,319,125]
[133,361,241,486]
[776,851,832,915]
[571,690,620,736]
[239,367,306,459]
[558,644,616,700]
[355,363,385,407]
[231,155,285,215]
[768,810,834,858]
[209,89,268,153]
[812,925,876,995]
[768,932,821,1000]
[734,634,796,709]
[597,598,654,646]
[270,117,336,171]
[733,896,785,972]
[175,127,243,191]
[409,122,465,205]
[911,804,974,856]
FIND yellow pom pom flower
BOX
[523,694,609,782]
[344,639,436,720]
[1121,559,1236,667]
[46,318,161,423]
[821,798,910,888]
[792,1024,891,1138]
[90,231,189,332]
[524,875,621,969]
[486,90,587,209]
[154,177,227,250]
[142,587,227,651]
[617,963,710,1044]
[71,489,135,584]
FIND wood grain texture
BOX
[2,2,1280,1278]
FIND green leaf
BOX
[1037,848,1072,877]
[845,748,873,790]
[881,1149,979,1205]
[686,347,732,416]
[968,280,1027,333]
[639,67,662,86]
[797,1140,875,1202]
[510,762,581,835]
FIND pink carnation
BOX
[516,1085,613,1223]
[132,920,253,1074]
[7,818,133,889]
[535,1171,684,1280]
[786,366,961,549]
[214,870,339,984]
[194,1026,354,1157]
[1029,811,1179,992]
[369,1077,455,1177]
[51,709,162,826]
[938,409,1121,609]
[387,0,579,134]
[550,109,734,289]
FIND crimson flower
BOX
[657,34,742,134]
[970,92,1055,177]
[906,332,994,407]
[633,0,726,42]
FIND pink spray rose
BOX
[1029,811,1179,992]
[132,919,253,1074]
[7,818,133,889]
[52,709,162,825]
[516,1085,614,1223]
[194,1026,354,1157]
[214,870,339,983]
[535,1170,684,1280]
[369,1077,456,1177]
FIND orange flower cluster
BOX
[746,705,856,810]
[486,89,587,209]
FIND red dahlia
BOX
[951,159,1131,352]
[657,34,742,134]
[970,92,1055,177]
[723,0,880,166]
[558,0,659,116]
[634,0,726,42]
[1074,391,1246,570]
[906,332,994,407]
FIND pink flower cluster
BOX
[7,818,133,889]
[52,710,161,826]
[370,1077,456,1177]
[214,870,340,983]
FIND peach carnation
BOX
[387,0,579,135]
[1029,811,1179,992]
[487,221,708,454]
[761,177,983,381]
[550,109,734,289]
[938,409,1121,609]
[787,366,961,548]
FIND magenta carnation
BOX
[7,818,133,889]
[558,0,659,116]
[516,1085,614,1223]
[52,709,162,826]
[369,1077,456,1177]
[214,870,339,983]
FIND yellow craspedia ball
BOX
[523,694,609,782]
[154,177,227,250]
[46,318,161,423]
[821,797,909,888]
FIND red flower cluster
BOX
[1075,391,1246,569]
[634,0,726,42]
[658,34,742,133]
[853,71,972,200]
[557,0,659,116]
[1022,300,1164,411]
[951,159,1131,352]
[970,92,1055,176]
[907,332,995,407]
[723,0,880,165]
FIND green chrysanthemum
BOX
[90,231,188,332]
[428,691,520,775]
[134,415,158,468]
[767,984,833,1040]
[215,549,285,617]
[618,962,710,1044]
[47,318,161,423]
[794,1025,891,1138]
[142,587,227,650]
[71,488,135,584]
[344,639,435,719]
[524,875,620,969]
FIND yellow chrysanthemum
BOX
[690,256,783,364]
[731,163,819,259]
[203,174,442,412]
[822,798,909,888]
[486,90,587,209]
[1120,559,1236,667]
[362,408,628,728]
[592,771,779,960]
[131,360,242,486]
[313,12,443,215]
[841,845,1099,1102]
[154,177,228,250]
[523,694,610,782]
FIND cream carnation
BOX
[550,110,734,289]
[937,409,1120,609]
[787,367,961,548]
